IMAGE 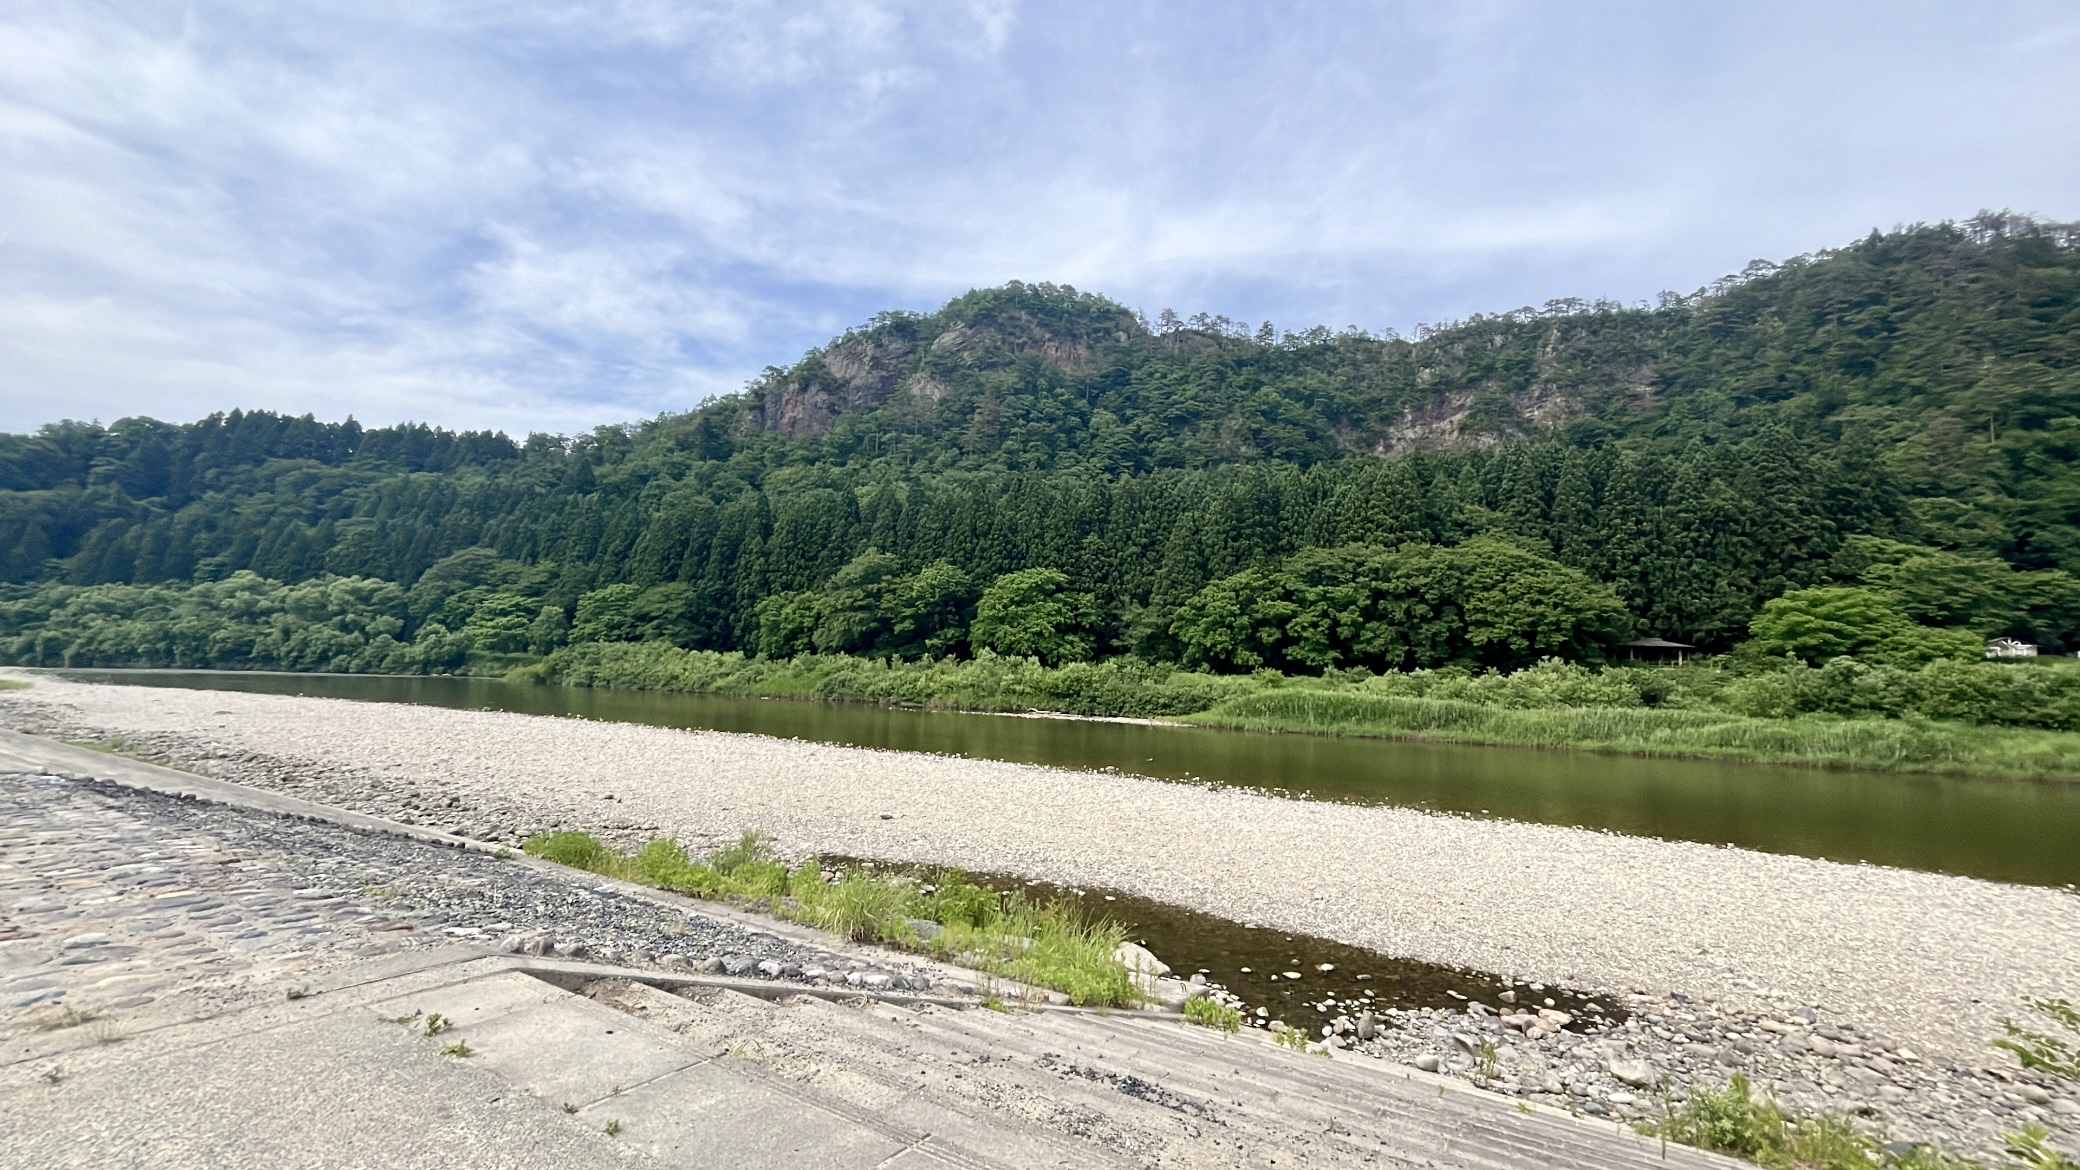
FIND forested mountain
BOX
[2,213,2077,670]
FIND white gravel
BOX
[7,674,2077,1067]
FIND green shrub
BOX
[530,642,1261,718]
[1718,657,2080,731]
[1369,657,1646,709]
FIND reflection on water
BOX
[48,669,2080,888]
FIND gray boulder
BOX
[1607,1058,1657,1088]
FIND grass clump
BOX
[518,830,1141,1008]
[1642,1077,1875,1168]
[1183,996,1242,1033]
[1636,1076,2068,1170]
[29,1005,99,1031]
[806,868,917,942]
[941,892,1136,1008]
[522,831,621,873]
[1989,999,2080,1169]
[66,735,172,766]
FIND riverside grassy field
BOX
[509,642,2080,781]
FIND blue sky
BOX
[3,1,2077,436]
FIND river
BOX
[51,668,2080,889]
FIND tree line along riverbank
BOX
[6,222,2080,781]
[16,621,2080,780]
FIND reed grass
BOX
[519,642,1255,718]
[1184,691,2080,782]
[514,644,2080,781]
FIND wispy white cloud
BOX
[1,0,2076,434]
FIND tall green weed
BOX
[1640,1077,1975,1170]
[517,829,1140,1007]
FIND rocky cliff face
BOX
[741,295,1137,439]
[1366,313,1665,457]
[1370,354,1661,457]
[734,285,1666,458]
[746,331,917,439]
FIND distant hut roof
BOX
[1619,638,1697,649]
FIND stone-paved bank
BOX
[1,769,961,1055]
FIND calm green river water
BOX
[51,669,2080,888]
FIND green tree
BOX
[1847,537,2080,650]
[1169,568,1296,671]
[1446,537,1633,669]
[461,592,535,653]
[527,604,570,654]
[1172,539,1629,673]
[571,584,641,643]
[884,559,976,657]
[1744,585,1982,666]
[810,550,903,655]
[629,583,701,646]
[971,568,1098,665]
[753,591,819,658]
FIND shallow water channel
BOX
[843,857,1614,1024]
[38,669,2080,1018]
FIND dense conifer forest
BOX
[3,215,2077,703]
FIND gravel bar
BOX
[5,675,2078,1075]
